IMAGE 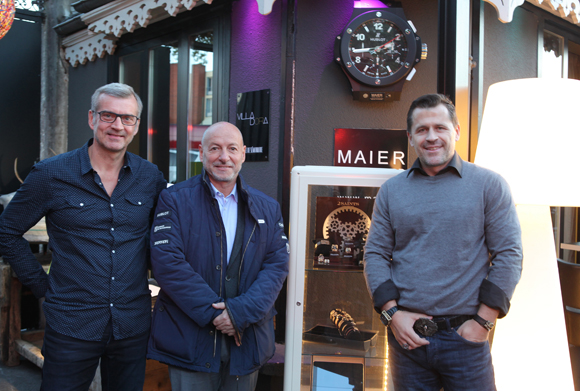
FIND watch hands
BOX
[378,34,401,50]
[351,47,372,53]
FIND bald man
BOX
[147,122,289,391]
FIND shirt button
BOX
[216,265,221,271]
[112,277,115,281]
[225,276,231,281]
[112,250,115,254]
[111,228,114,231]
[138,201,142,205]
[110,204,114,207]
[209,330,214,336]
[205,363,211,369]
[216,232,221,237]
[80,203,84,207]
[110,303,114,307]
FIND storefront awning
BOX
[62,0,212,67]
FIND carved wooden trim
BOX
[528,0,580,25]
[484,0,525,23]
[62,0,212,66]
[63,30,117,67]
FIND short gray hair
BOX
[90,83,143,118]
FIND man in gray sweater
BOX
[363,94,522,391]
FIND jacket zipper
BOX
[238,222,256,284]
[212,199,224,358]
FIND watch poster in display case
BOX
[313,196,374,269]
[236,89,270,161]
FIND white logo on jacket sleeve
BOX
[154,239,169,246]
[258,219,265,224]
[154,224,172,233]
[156,210,171,218]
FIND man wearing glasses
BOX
[0,83,166,390]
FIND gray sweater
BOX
[363,153,522,317]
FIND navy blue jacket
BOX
[147,170,289,375]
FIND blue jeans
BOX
[40,321,148,391]
[388,326,496,391]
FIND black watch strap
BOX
[473,314,494,331]
[380,306,399,326]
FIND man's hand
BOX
[457,304,498,343]
[456,320,489,343]
[381,301,431,350]
[212,302,241,346]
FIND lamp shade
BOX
[475,78,580,206]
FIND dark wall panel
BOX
[483,4,538,107]
[67,57,109,151]
[0,16,41,194]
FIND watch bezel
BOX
[337,9,420,87]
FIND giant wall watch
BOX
[334,1,427,102]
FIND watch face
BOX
[349,19,407,79]
[337,10,421,87]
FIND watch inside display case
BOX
[285,166,400,391]
[303,184,387,389]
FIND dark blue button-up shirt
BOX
[0,140,166,341]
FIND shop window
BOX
[114,7,229,184]
[119,52,144,157]
[187,32,214,178]
[541,29,580,263]
[542,30,564,78]
[569,40,580,80]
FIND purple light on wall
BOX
[229,0,282,124]
[231,0,280,79]
[355,0,390,8]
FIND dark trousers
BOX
[168,334,259,391]
[40,321,148,391]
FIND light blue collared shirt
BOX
[210,183,239,264]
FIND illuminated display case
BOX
[284,166,401,391]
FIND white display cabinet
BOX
[284,166,401,391]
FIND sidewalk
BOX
[0,357,42,391]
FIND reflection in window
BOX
[569,41,580,81]
[542,30,564,78]
[187,31,214,178]
[119,52,143,157]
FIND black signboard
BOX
[236,89,270,162]
[334,128,408,169]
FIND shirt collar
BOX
[407,152,463,178]
[210,182,238,202]
[81,138,133,175]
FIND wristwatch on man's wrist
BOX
[380,306,399,326]
[473,314,495,331]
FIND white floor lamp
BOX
[475,78,580,390]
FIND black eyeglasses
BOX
[96,111,139,126]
